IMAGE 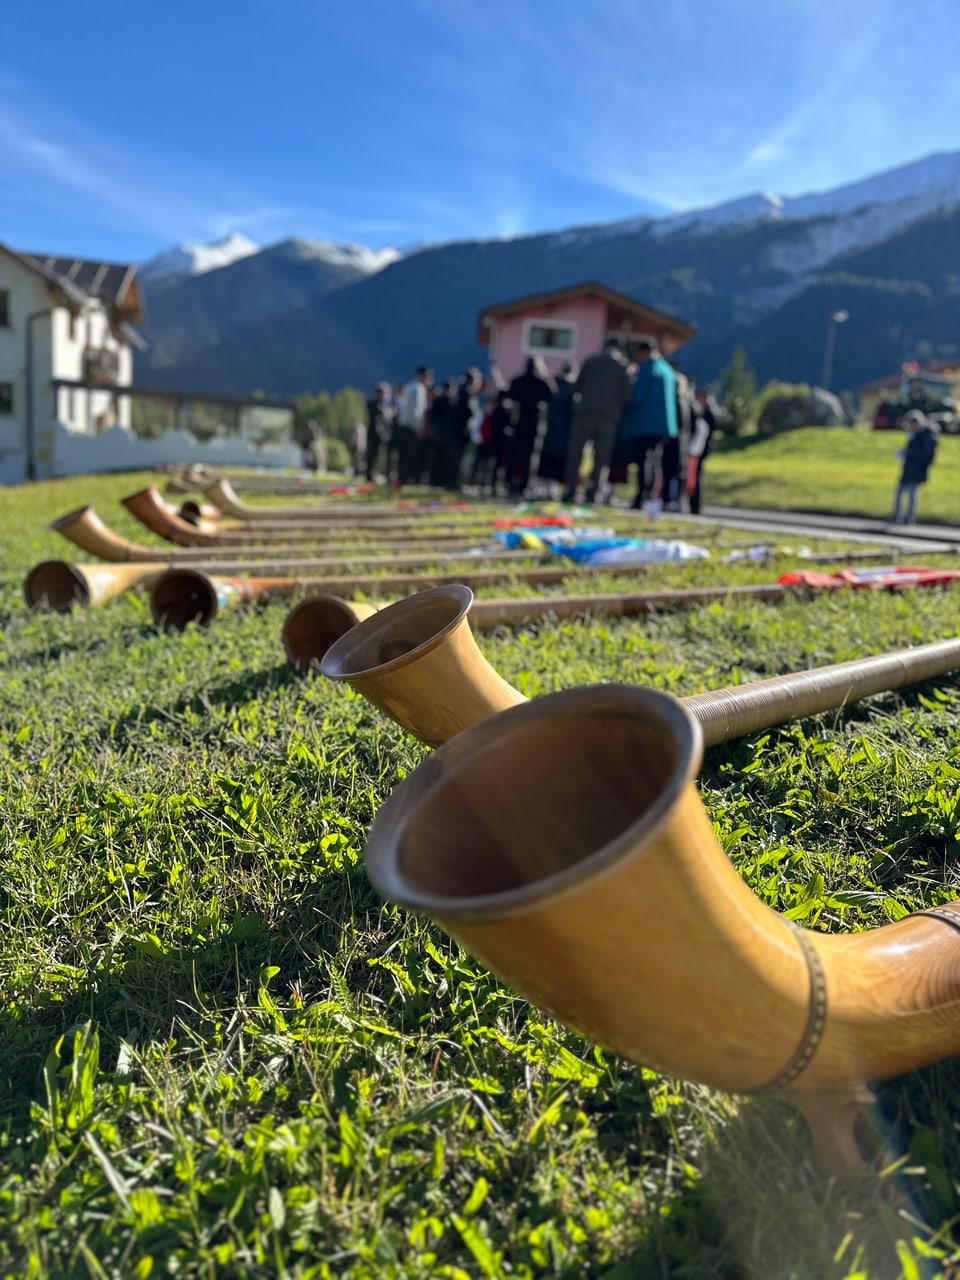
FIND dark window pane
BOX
[0,382,13,415]
[528,324,573,350]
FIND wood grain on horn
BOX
[364,685,960,1174]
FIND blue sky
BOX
[3,0,960,262]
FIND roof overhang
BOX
[0,242,86,309]
[478,280,697,346]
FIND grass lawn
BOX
[2,473,960,1278]
[706,427,960,525]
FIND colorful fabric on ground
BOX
[493,526,615,551]
[778,566,960,590]
[554,538,711,565]
[492,514,574,529]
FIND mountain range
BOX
[135,151,960,398]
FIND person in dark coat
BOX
[892,409,938,524]
[365,383,394,482]
[472,389,512,493]
[294,418,320,472]
[537,361,578,493]
[436,368,481,491]
[662,367,695,508]
[507,358,554,496]
[562,340,631,504]
[427,378,459,488]
[685,385,717,515]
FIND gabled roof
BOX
[19,250,145,324]
[478,281,697,344]
[0,242,88,307]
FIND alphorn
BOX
[24,562,167,611]
[59,501,906,569]
[124,485,517,545]
[31,558,671,614]
[320,583,960,747]
[42,503,907,604]
[165,469,381,498]
[363,683,960,1174]
[123,486,500,548]
[50,508,544,574]
[51,506,328,564]
[205,477,466,522]
[177,497,499,545]
[51,506,510,565]
[161,574,797,640]
[288,582,805,670]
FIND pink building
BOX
[478,282,697,382]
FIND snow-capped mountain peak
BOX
[141,233,401,284]
[140,233,260,282]
[647,150,960,241]
[279,238,401,273]
[652,192,785,238]
[782,149,960,221]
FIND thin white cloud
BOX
[406,0,915,215]
[0,84,253,243]
[743,141,787,168]
[731,0,896,185]
[0,74,452,252]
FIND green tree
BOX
[294,391,333,436]
[331,387,366,441]
[131,397,175,439]
[716,346,757,436]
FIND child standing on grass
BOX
[892,409,938,524]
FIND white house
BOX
[0,245,144,485]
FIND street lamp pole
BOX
[820,309,849,390]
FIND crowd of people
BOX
[342,336,719,510]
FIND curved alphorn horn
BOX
[125,485,504,545]
[121,486,225,545]
[321,584,960,747]
[51,505,169,563]
[175,496,495,545]
[49,507,412,566]
[206,477,460,522]
[297,581,802,675]
[51,507,546,576]
[363,684,960,1174]
[321,586,524,744]
[24,561,168,610]
[148,568,379,633]
[159,564,760,639]
[281,597,380,666]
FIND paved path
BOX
[697,505,960,554]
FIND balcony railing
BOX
[83,347,120,384]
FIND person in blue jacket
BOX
[616,337,677,509]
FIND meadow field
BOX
[706,427,960,525]
[2,472,960,1278]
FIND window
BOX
[523,319,576,355]
[0,290,9,327]
[0,382,13,415]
